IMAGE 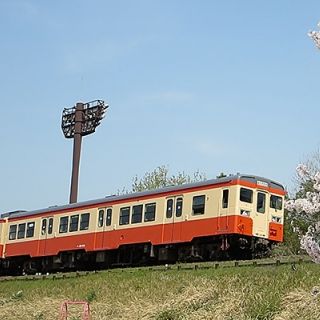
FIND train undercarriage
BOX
[0,235,274,275]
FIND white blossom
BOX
[296,164,310,179]
[286,163,320,263]
[301,226,320,264]
[309,23,320,50]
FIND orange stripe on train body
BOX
[4,215,255,258]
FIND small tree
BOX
[130,165,206,192]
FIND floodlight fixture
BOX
[62,100,108,138]
[61,100,109,204]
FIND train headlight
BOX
[272,216,281,223]
[240,209,250,216]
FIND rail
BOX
[0,256,312,282]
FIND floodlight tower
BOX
[308,22,320,49]
[61,100,108,204]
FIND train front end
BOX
[234,176,285,256]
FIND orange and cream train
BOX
[0,174,285,274]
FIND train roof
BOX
[1,174,285,220]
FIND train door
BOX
[95,207,113,250]
[253,191,269,238]
[95,208,106,250]
[38,217,54,256]
[218,189,229,231]
[162,196,184,243]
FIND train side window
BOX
[270,195,283,210]
[145,203,156,222]
[119,207,130,225]
[257,192,266,214]
[80,213,90,230]
[176,198,183,217]
[222,190,229,209]
[106,208,112,226]
[59,216,69,233]
[132,205,143,224]
[69,214,79,232]
[98,209,104,227]
[166,199,173,218]
[240,188,253,203]
[41,219,47,235]
[17,223,26,239]
[192,195,205,215]
[48,218,53,235]
[26,222,35,238]
[9,225,17,240]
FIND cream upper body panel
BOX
[6,218,38,243]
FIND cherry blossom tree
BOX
[285,165,320,263]
[308,22,320,49]
[285,23,320,262]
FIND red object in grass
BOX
[59,301,90,320]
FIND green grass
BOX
[0,263,320,319]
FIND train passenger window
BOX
[69,214,79,232]
[17,223,26,239]
[106,208,112,226]
[222,190,229,209]
[176,198,183,217]
[41,219,47,235]
[257,192,266,214]
[270,195,283,210]
[132,205,143,224]
[59,216,69,233]
[98,209,104,227]
[119,207,130,225]
[48,218,53,235]
[166,199,173,218]
[26,222,35,238]
[145,203,156,222]
[192,195,205,215]
[9,225,17,240]
[240,188,253,203]
[80,213,90,230]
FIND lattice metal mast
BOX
[61,100,108,204]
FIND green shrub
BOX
[34,313,44,320]
[156,309,181,320]
[11,290,23,300]
[85,290,97,303]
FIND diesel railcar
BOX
[0,174,285,274]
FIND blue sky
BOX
[1,0,320,213]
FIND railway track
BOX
[0,256,312,282]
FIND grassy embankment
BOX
[0,261,320,320]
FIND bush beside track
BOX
[0,256,319,320]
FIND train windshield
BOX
[240,188,253,203]
[270,195,283,210]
